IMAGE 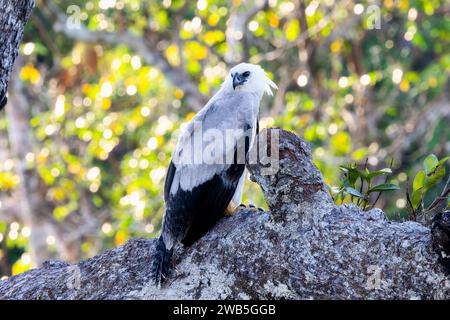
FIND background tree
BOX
[0,0,449,277]
[0,0,35,274]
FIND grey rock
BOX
[0,129,449,299]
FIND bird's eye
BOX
[230,73,234,78]
[242,71,251,77]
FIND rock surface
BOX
[0,129,449,299]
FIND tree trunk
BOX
[5,58,53,266]
[1,0,87,267]
[0,0,35,110]
[0,129,448,299]
[6,59,89,266]
[0,0,58,266]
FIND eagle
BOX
[152,63,277,285]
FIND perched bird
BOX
[152,63,277,285]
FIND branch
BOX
[225,0,268,64]
[5,58,109,263]
[386,94,450,162]
[0,129,448,299]
[0,196,22,223]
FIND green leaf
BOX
[339,164,355,171]
[413,170,426,191]
[427,157,449,176]
[410,160,445,209]
[412,188,425,209]
[365,168,392,180]
[368,183,400,193]
[424,164,445,189]
[348,170,361,186]
[436,156,449,167]
[340,165,362,186]
[345,187,364,198]
[423,154,438,175]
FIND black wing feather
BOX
[162,120,254,247]
[164,161,176,201]
[163,138,250,247]
[180,162,245,246]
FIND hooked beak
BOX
[232,73,246,90]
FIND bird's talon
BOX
[173,266,181,277]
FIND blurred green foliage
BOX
[0,0,449,277]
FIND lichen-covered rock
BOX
[0,129,449,299]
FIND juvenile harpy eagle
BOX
[152,63,277,284]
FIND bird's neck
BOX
[218,87,263,100]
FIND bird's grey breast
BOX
[205,91,259,131]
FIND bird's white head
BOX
[222,63,278,96]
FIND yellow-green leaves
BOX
[184,41,208,61]
[203,31,225,46]
[285,20,300,42]
[331,132,352,155]
[20,64,40,84]
[165,45,180,66]
[0,171,19,191]
[411,154,448,209]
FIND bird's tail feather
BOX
[152,236,173,287]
